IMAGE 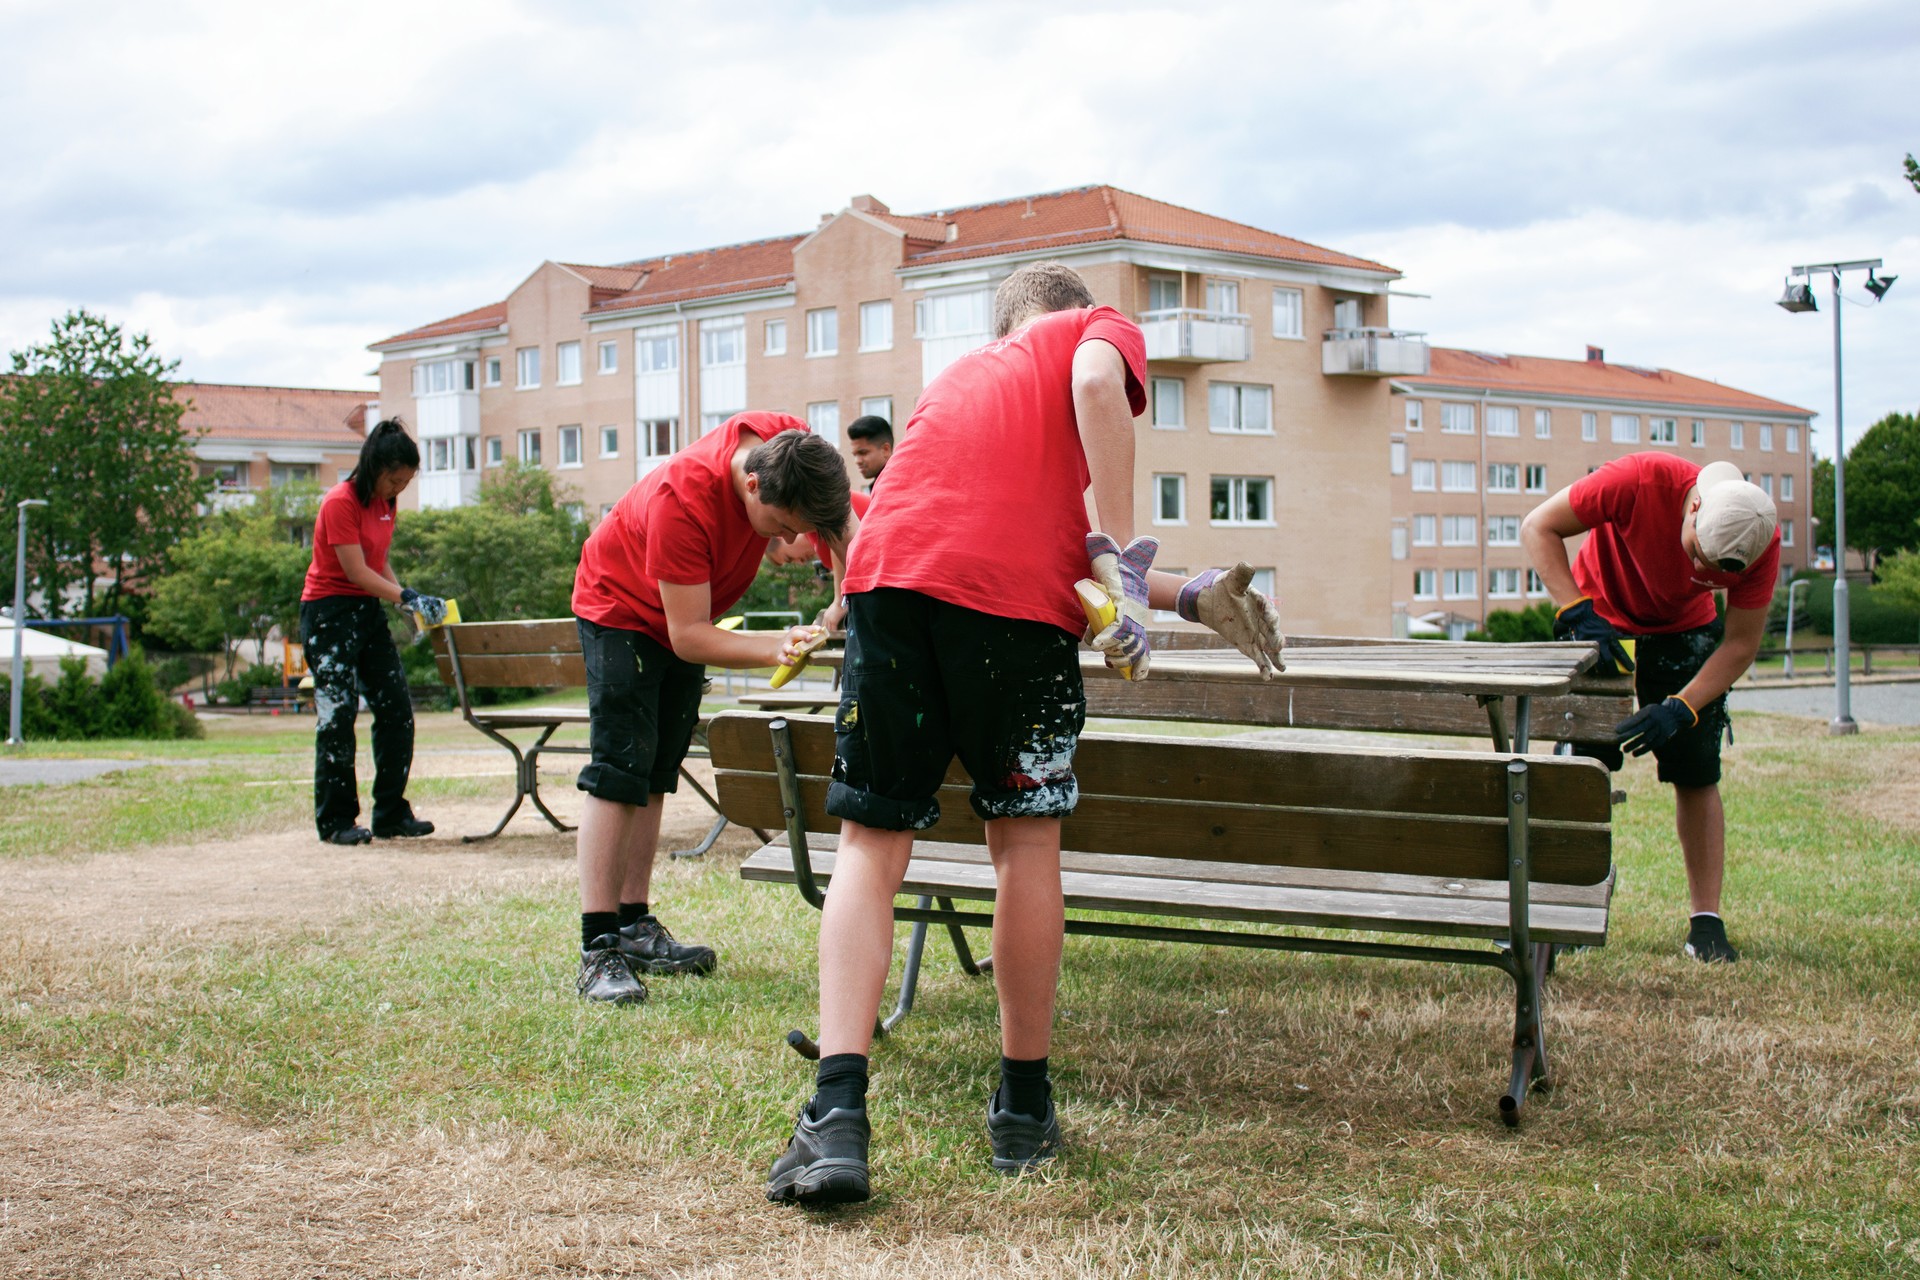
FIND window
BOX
[1441,460,1476,492]
[598,340,618,375]
[1527,569,1548,596]
[484,357,501,387]
[1782,519,1795,547]
[1153,474,1186,525]
[1205,279,1240,315]
[914,289,991,337]
[764,318,787,356]
[859,300,893,351]
[700,319,743,368]
[1151,377,1185,429]
[411,357,476,396]
[1487,516,1521,546]
[1488,568,1522,597]
[1760,424,1774,451]
[1333,298,1362,329]
[1208,382,1272,434]
[1404,400,1423,432]
[1147,274,1182,312]
[1691,420,1705,447]
[806,307,838,356]
[423,440,452,472]
[1760,473,1774,497]
[1780,473,1794,501]
[641,418,679,461]
[1534,408,1552,439]
[1441,403,1475,434]
[1413,568,1437,600]
[860,395,892,421]
[1412,514,1437,546]
[1524,463,1548,493]
[1249,568,1276,597]
[1443,569,1478,599]
[599,426,619,458]
[556,341,582,386]
[1581,411,1597,442]
[1486,463,1519,492]
[1649,418,1677,445]
[516,346,540,388]
[1610,414,1640,444]
[1442,515,1477,546]
[517,429,542,465]
[1486,406,1519,437]
[1272,287,1303,338]
[464,438,477,471]
[640,330,679,372]
[557,426,582,468]
[1411,460,1436,492]
[700,412,731,434]
[807,400,841,446]
[1390,441,1407,476]
[1730,421,1745,448]
[484,437,502,466]
[1787,425,1801,453]
[1209,475,1274,525]
[1391,525,1408,560]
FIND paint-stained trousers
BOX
[300,595,416,839]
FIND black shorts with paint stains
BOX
[825,588,1087,831]
[1574,619,1729,788]
[574,616,705,805]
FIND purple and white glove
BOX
[1176,562,1285,678]
[1086,532,1158,681]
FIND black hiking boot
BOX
[1684,915,1739,964]
[766,1102,871,1206]
[617,914,718,975]
[577,936,647,1005]
[324,826,373,846]
[373,815,435,838]
[987,1089,1062,1174]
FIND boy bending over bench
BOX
[570,412,852,1005]
[766,263,1282,1205]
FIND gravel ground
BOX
[0,758,153,787]
[1731,679,1920,726]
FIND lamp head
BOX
[1776,280,1818,313]
[1865,270,1896,301]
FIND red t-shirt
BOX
[302,481,398,601]
[1569,452,1780,634]
[572,411,805,646]
[840,306,1147,634]
[806,490,870,567]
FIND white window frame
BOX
[1527,569,1548,596]
[1485,406,1519,438]
[807,400,841,446]
[597,340,618,375]
[1412,514,1437,546]
[1534,408,1552,439]
[1152,473,1186,526]
[1272,287,1304,339]
[1205,279,1241,315]
[599,425,619,459]
[1486,463,1520,493]
[699,318,743,369]
[1441,460,1477,493]
[1780,473,1794,501]
[1209,475,1275,526]
[1487,515,1521,546]
[1760,424,1774,451]
[1760,473,1774,497]
[1782,519,1795,547]
[517,428,541,466]
[1442,568,1478,600]
[1404,400,1424,432]
[1488,567,1523,598]
[1151,377,1186,430]
[1524,463,1548,493]
[806,307,838,357]
[484,436,502,467]
[1442,515,1477,547]
[639,330,679,373]
[484,357,501,387]
[1147,274,1182,312]
[516,346,540,389]
[1411,460,1436,492]
[1391,525,1408,560]
[557,425,583,469]
[1581,411,1597,442]
[1691,420,1705,448]
[1649,417,1677,445]
[1390,441,1408,476]
[556,341,582,387]
[1610,414,1640,445]
[640,418,679,462]
[764,318,787,356]
[1730,421,1745,449]
[858,300,893,352]
[1208,382,1273,435]
[1413,568,1437,600]
[859,395,893,422]
[1786,425,1801,453]
[1441,403,1475,435]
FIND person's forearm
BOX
[1075,375,1135,543]
[666,621,788,669]
[346,564,403,603]
[1520,522,1580,607]
[1678,637,1759,708]
[1145,569,1187,612]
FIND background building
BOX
[1389,347,1816,636]
[183,382,375,531]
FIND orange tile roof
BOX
[174,383,371,445]
[1402,348,1814,417]
[561,263,648,292]
[590,235,807,313]
[373,301,508,348]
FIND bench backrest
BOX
[708,711,1613,886]
[431,620,585,690]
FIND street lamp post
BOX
[1778,257,1895,737]
[9,498,50,747]
[1783,578,1811,678]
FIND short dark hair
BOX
[747,430,852,540]
[992,261,1096,337]
[846,415,893,447]
[348,418,421,506]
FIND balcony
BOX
[205,485,259,514]
[1321,327,1430,376]
[1139,308,1250,363]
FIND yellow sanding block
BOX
[1074,579,1138,680]
[415,598,461,630]
[769,626,829,689]
[717,615,745,631]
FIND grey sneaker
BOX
[1684,915,1739,964]
[766,1103,871,1206]
[987,1090,1062,1174]
[617,914,717,975]
[577,936,647,1005]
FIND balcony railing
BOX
[1139,308,1251,363]
[1321,327,1430,376]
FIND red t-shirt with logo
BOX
[1569,452,1780,634]
[572,411,804,646]
[806,490,870,567]
[302,481,398,601]
[840,306,1148,635]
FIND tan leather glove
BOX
[1175,562,1285,678]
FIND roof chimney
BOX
[1586,345,1605,364]
[850,194,889,215]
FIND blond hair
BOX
[992,262,1095,338]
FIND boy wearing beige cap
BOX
[1521,455,1780,964]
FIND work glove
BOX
[1552,597,1635,677]
[399,587,448,628]
[1085,532,1158,681]
[1176,562,1285,678]
[1616,695,1697,756]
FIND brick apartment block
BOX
[184,383,377,532]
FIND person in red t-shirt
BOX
[567,413,851,1006]
[299,419,447,846]
[1522,453,1781,964]
[765,263,1282,1207]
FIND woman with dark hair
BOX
[299,418,446,846]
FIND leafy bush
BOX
[0,649,202,740]
[214,661,286,706]
[1799,575,1920,645]
[1470,601,1556,643]
[735,560,834,625]
[387,464,587,628]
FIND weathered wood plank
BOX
[433,652,587,688]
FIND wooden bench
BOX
[429,619,762,853]
[245,684,307,713]
[714,710,1615,1126]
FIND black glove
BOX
[1616,696,1697,756]
[1552,597,1635,676]
[399,587,447,627]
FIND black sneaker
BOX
[618,914,717,975]
[1684,916,1740,964]
[373,816,435,838]
[987,1090,1062,1174]
[577,937,647,1005]
[324,826,372,846]
[766,1103,870,1206]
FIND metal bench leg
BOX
[464,788,527,844]
[463,727,533,843]
[937,896,984,977]
[1498,758,1549,1125]
[881,900,935,1034]
[669,764,758,860]
[520,726,576,834]
[670,812,730,861]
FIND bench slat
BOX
[435,652,587,688]
[435,620,582,655]
[1082,680,1626,741]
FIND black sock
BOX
[582,911,619,950]
[998,1056,1051,1120]
[814,1053,869,1115]
[618,902,649,929]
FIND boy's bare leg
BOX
[577,795,638,914]
[620,795,668,906]
[985,817,1065,1060]
[1674,783,1726,916]
[818,820,916,1056]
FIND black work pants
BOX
[301,595,416,838]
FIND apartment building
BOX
[1388,347,1816,636]
[183,383,376,524]
[369,185,1427,636]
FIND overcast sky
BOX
[3,0,1914,457]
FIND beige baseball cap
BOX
[1694,461,1778,572]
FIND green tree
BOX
[388,466,586,623]
[1878,549,1920,612]
[146,504,309,678]
[1906,152,1919,195]
[0,311,202,618]
[1811,455,1834,553]
[1473,601,1555,642]
[1836,412,1920,575]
